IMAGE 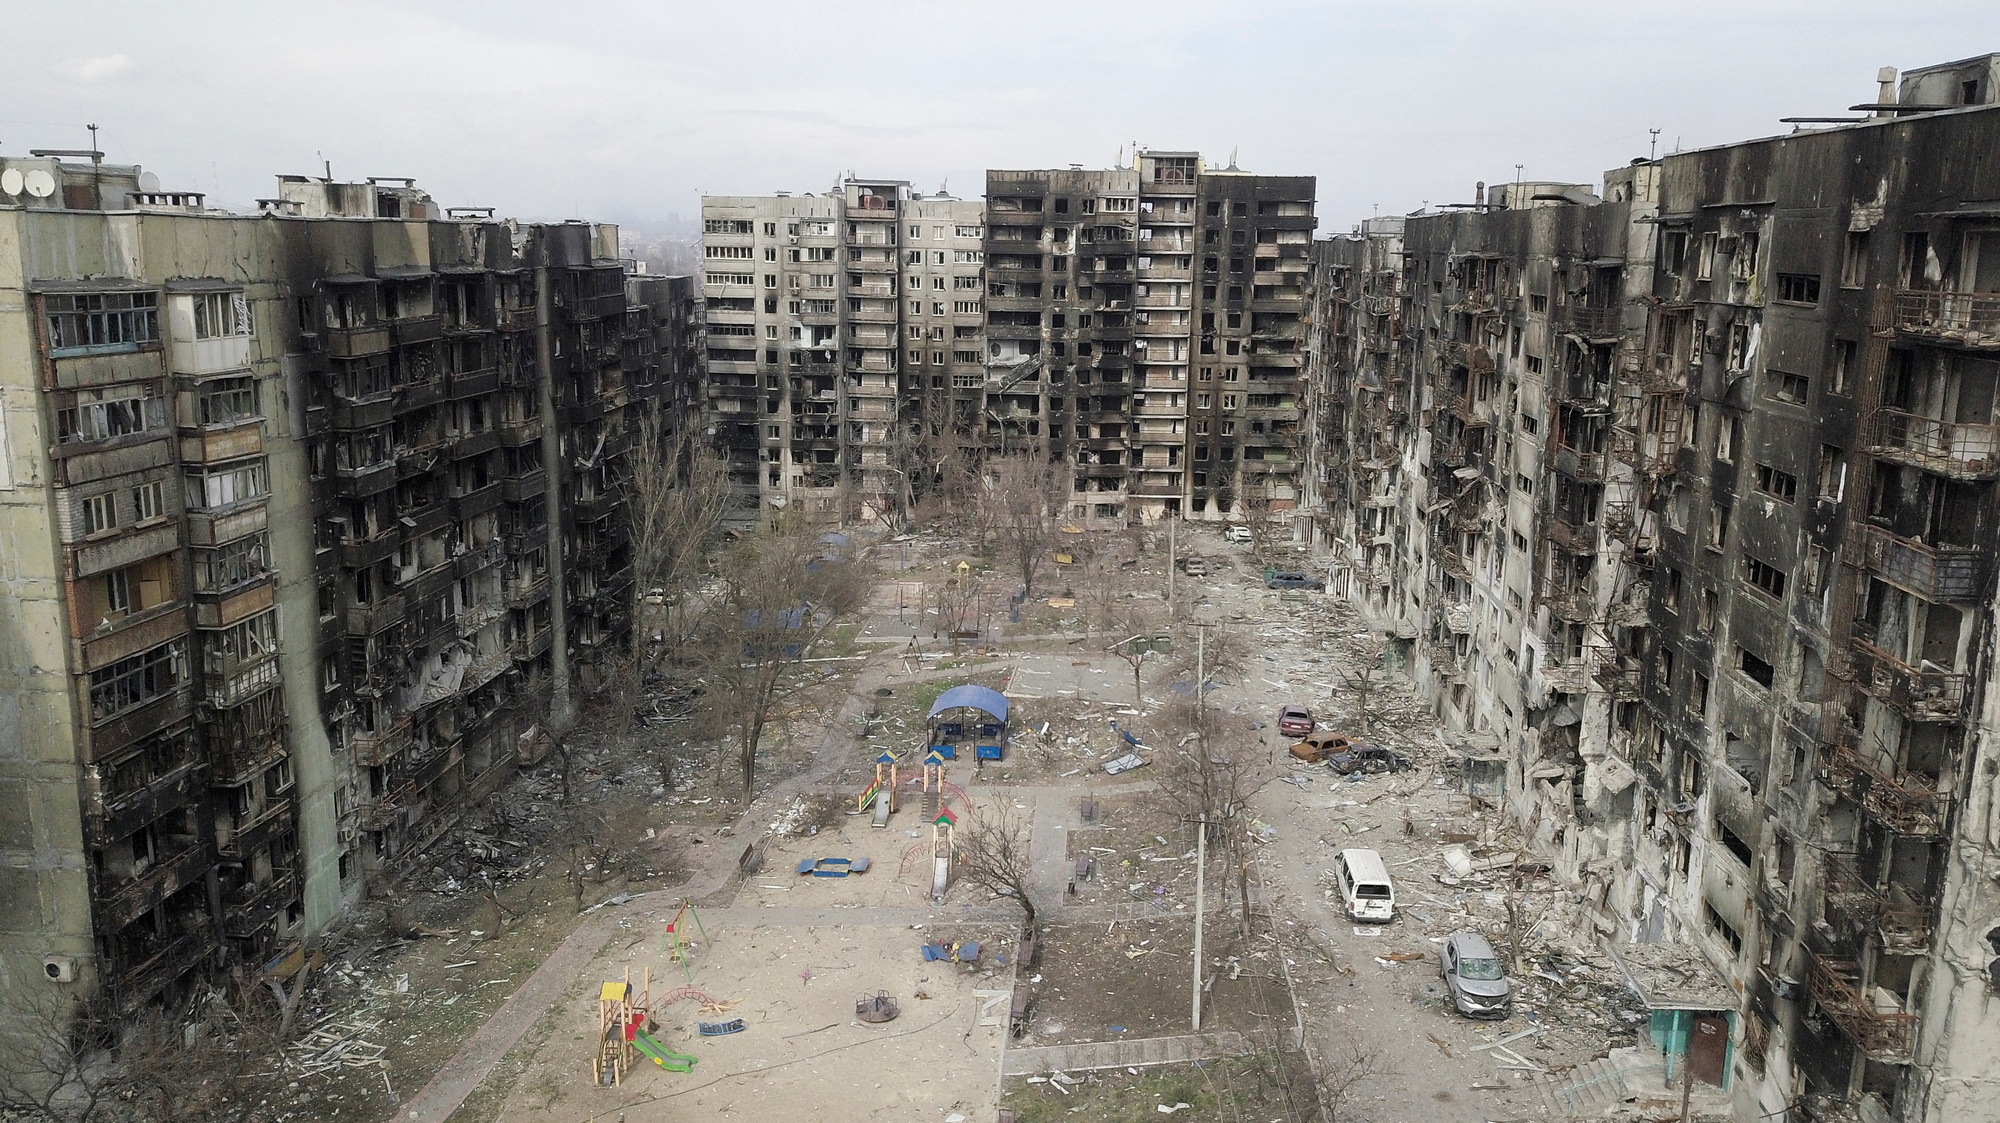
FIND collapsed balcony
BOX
[1806,955,1917,1064]
[1824,736,1952,838]
[1821,853,1933,954]
[1843,624,1969,722]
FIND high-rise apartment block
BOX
[0,156,699,1017]
[1305,56,2000,1122]
[700,181,984,520]
[702,155,1314,524]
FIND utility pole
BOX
[1192,814,1207,1031]
[1167,516,1177,618]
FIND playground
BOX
[459,686,1027,1121]
[468,893,1019,1122]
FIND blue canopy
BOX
[928,684,1009,722]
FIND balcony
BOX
[1807,956,1917,1063]
[497,417,543,447]
[98,839,212,929]
[352,718,414,767]
[504,572,550,608]
[393,315,444,346]
[1825,736,1952,837]
[88,759,202,846]
[447,368,501,400]
[339,532,401,570]
[333,460,397,498]
[111,928,213,1012]
[346,593,406,637]
[451,481,505,520]
[1822,854,1933,954]
[1589,645,1643,696]
[1859,523,1984,601]
[1870,409,2000,480]
[1846,630,1968,722]
[1891,288,2000,348]
[222,870,297,939]
[1546,512,1599,553]
[323,324,392,358]
[1425,642,1465,680]
[1554,444,1606,481]
[503,469,547,502]
[216,794,293,861]
[1561,305,1621,340]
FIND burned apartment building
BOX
[698,180,985,522]
[0,157,700,1021]
[702,154,1314,526]
[1305,55,2000,1122]
[984,154,1316,525]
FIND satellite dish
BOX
[0,169,21,196]
[138,171,160,193]
[24,169,56,198]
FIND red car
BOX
[1278,705,1316,738]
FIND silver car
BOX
[1441,931,1512,1019]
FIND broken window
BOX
[1842,231,1870,288]
[1775,273,1822,304]
[1736,646,1774,689]
[1753,463,1797,503]
[1743,556,1788,599]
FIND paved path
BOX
[1002,1030,1251,1076]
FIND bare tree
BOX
[1146,696,1249,847]
[625,406,731,660]
[0,991,284,1123]
[690,510,871,795]
[985,451,1066,600]
[1314,1033,1394,1122]
[954,802,1042,932]
[0,995,119,1123]
[1333,632,1390,736]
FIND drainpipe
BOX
[535,239,573,730]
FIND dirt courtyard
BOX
[483,899,1015,1122]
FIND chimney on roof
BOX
[1876,67,1899,118]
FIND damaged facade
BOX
[0,161,700,1018]
[701,154,1315,525]
[698,180,985,522]
[1306,57,2000,1121]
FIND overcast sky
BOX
[6,1,1997,234]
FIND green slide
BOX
[632,1029,696,1073]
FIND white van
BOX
[1334,848,1395,923]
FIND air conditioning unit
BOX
[43,955,77,984]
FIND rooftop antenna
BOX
[1116,144,1125,169]
[1649,128,1662,160]
[87,123,101,208]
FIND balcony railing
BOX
[1825,737,1952,837]
[1859,523,1985,601]
[1589,645,1643,695]
[1870,408,2000,479]
[1554,444,1606,480]
[1546,511,1599,553]
[1891,288,2000,348]
[1846,632,1968,722]
[1807,956,1917,1063]
[1562,305,1621,340]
